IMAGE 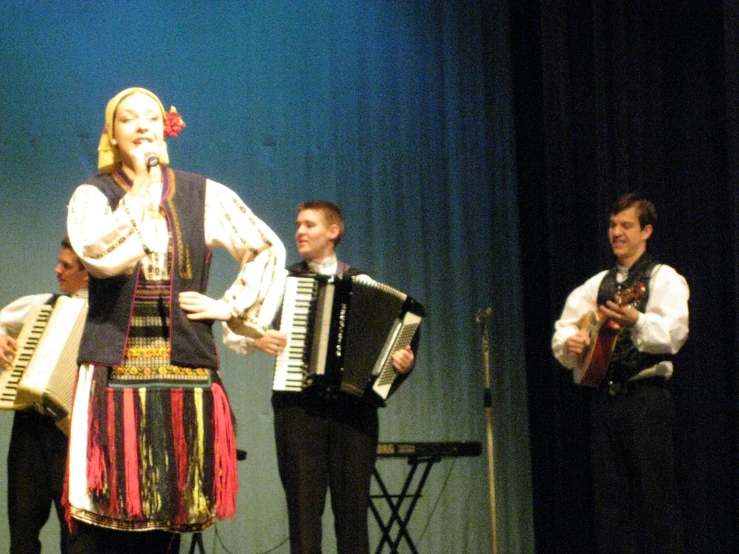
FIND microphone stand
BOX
[476,307,498,554]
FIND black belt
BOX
[600,376,669,396]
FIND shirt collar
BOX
[67,288,89,300]
[307,254,338,275]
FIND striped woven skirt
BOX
[66,365,237,532]
[66,286,238,532]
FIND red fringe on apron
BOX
[68,364,237,532]
[212,383,237,519]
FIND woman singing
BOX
[65,87,285,552]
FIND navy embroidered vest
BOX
[597,253,670,381]
[76,168,218,369]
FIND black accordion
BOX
[273,274,425,405]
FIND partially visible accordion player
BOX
[0,296,88,434]
[273,274,425,405]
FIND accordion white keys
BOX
[0,296,88,434]
[273,274,425,405]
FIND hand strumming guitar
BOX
[565,330,590,358]
[599,301,640,328]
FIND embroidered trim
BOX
[87,228,139,260]
[110,171,132,194]
[125,345,170,360]
[110,365,210,380]
[109,171,155,256]
[163,168,193,279]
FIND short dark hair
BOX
[611,193,657,229]
[60,237,85,269]
[297,200,345,245]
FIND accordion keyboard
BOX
[272,274,425,405]
[0,305,53,410]
[273,276,316,392]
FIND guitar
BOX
[573,281,646,387]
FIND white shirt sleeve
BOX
[204,180,286,332]
[629,265,689,355]
[551,265,689,371]
[551,271,607,369]
[66,183,157,278]
[0,294,54,339]
[222,329,260,355]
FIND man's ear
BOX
[327,224,340,242]
[641,224,654,240]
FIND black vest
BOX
[597,253,670,381]
[76,168,218,369]
[270,260,364,329]
[287,260,363,278]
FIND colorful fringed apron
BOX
[66,277,237,532]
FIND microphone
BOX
[475,307,493,323]
[146,154,160,168]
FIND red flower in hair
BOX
[164,106,186,138]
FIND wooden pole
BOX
[476,307,498,554]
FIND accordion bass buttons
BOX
[335,302,348,358]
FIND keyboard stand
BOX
[370,453,441,554]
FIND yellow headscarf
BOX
[97,87,171,174]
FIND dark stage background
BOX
[2,1,739,553]
[513,1,739,553]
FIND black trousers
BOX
[273,392,379,554]
[7,410,70,554]
[590,380,684,554]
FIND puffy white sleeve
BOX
[629,265,689,355]
[66,183,162,278]
[222,331,260,356]
[551,271,607,370]
[0,294,54,338]
[204,180,286,334]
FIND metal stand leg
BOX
[370,455,440,554]
[188,532,205,554]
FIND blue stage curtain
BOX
[0,1,533,552]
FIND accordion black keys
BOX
[273,274,425,405]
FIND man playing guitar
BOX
[551,193,689,554]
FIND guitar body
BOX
[573,281,646,387]
[574,311,620,386]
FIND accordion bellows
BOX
[273,274,425,405]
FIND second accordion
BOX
[273,274,425,405]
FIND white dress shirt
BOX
[552,264,689,379]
